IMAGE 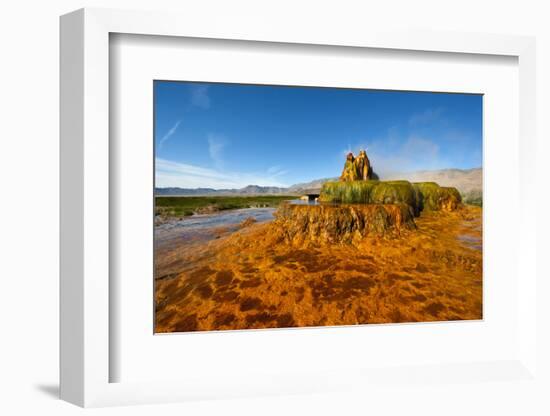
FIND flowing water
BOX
[457,220,482,251]
[288,199,319,205]
[457,234,482,251]
[155,207,277,248]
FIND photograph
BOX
[153,81,483,333]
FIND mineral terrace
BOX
[155,150,482,332]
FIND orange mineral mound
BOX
[155,205,482,332]
[273,202,415,245]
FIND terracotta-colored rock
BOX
[340,150,373,181]
[354,149,372,180]
[273,202,416,246]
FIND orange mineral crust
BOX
[155,205,482,332]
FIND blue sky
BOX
[155,81,482,189]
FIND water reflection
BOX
[457,234,482,251]
[288,199,320,205]
[155,207,276,247]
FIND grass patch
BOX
[155,195,295,218]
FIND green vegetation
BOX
[370,181,418,209]
[319,180,462,215]
[320,180,418,210]
[411,182,460,211]
[319,180,373,204]
[155,195,295,218]
[461,190,483,207]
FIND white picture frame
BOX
[60,7,538,408]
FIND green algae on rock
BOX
[322,150,462,214]
[280,152,463,246]
[319,180,461,214]
[340,150,374,182]
[340,152,360,181]
[412,182,462,212]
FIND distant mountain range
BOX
[382,167,482,195]
[156,184,292,196]
[155,167,482,197]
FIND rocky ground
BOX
[155,205,482,332]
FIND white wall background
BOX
[0,1,548,415]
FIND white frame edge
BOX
[60,9,85,406]
[60,7,537,407]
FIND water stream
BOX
[155,207,277,248]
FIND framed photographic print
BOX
[60,8,538,408]
[153,81,483,333]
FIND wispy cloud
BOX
[409,108,445,126]
[266,165,288,177]
[155,158,289,189]
[342,144,353,157]
[207,134,227,168]
[158,120,181,149]
[342,142,368,158]
[343,131,445,177]
[366,135,442,176]
[190,85,211,109]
